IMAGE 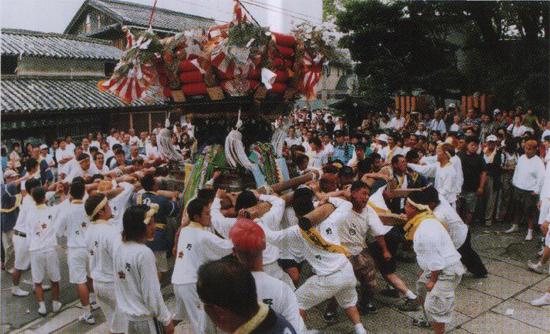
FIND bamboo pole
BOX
[257,171,319,195]
[411,96,416,112]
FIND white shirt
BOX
[56,201,89,248]
[512,154,545,193]
[380,146,403,162]
[145,144,159,158]
[55,148,74,170]
[28,204,60,252]
[106,136,120,149]
[540,159,550,200]
[265,197,351,276]
[252,271,304,333]
[284,137,302,148]
[429,119,447,134]
[210,195,285,266]
[13,195,35,233]
[65,162,100,183]
[433,199,468,249]
[109,182,135,231]
[307,150,328,169]
[390,117,405,130]
[507,124,533,138]
[86,220,121,283]
[114,242,172,326]
[171,224,233,285]
[450,155,464,195]
[409,162,459,204]
[338,205,391,256]
[449,123,460,132]
[413,218,463,272]
[541,129,550,142]
[66,142,76,154]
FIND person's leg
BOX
[11,235,30,296]
[35,283,44,302]
[2,230,15,272]
[526,194,538,240]
[484,177,497,226]
[51,281,60,301]
[505,188,521,232]
[458,231,488,277]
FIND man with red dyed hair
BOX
[230,218,304,333]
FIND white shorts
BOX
[296,261,358,310]
[68,247,90,284]
[154,251,169,273]
[538,198,550,226]
[13,233,30,271]
[264,261,295,289]
[173,283,204,333]
[30,249,61,284]
[93,281,128,333]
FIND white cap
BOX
[39,144,48,150]
[486,135,498,142]
[493,108,501,115]
[448,103,456,108]
[377,133,388,143]
[4,169,19,179]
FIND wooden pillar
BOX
[461,96,467,116]
[473,95,479,109]
[411,96,416,112]
[395,96,400,110]
[148,112,152,133]
[480,94,486,113]
[405,96,411,113]
[400,96,406,114]
[467,96,473,112]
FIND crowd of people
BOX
[1,103,549,334]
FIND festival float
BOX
[98,0,337,197]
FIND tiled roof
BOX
[1,29,122,60]
[66,0,215,35]
[1,78,166,113]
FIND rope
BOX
[236,0,261,27]
[148,0,159,29]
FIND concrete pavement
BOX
[2,224,549,334]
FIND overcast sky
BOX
[0,0,323,34]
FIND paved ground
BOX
[2,224,549,334]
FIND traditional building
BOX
[64,0,215,48]
[1,1,215,146]
[0,29,167,146]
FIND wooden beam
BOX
[148,112,152,133]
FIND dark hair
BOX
[391,154,405,166]
[90,174,104,183]
[90,146,99,155]
[322,164,338,174]
[370,152,382,161]
[70,181,86,200]
[405,149,420,162]
[338,166,354,178]
[85,193,107,219]
[423,186,440,206]
[293,195,314,217]
[310,137,322,147]
[197,258,258,318]
[141,174,155,191]
[25,158,38,172]
[31,187,46,204]
[77,153,89,162]
[466,136,479,145]
[25,178,41,195]
[112,144,123,151]
[187,198,208,221]
[122,205,149,242]
[293,187,314,202]
[197,188,216,203]
[294,154,309,167]
[115,149,125,156]
[351,180,369,193]
[235,190,258,212]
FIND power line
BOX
[244,0,322,23]
[240,0,323,24]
